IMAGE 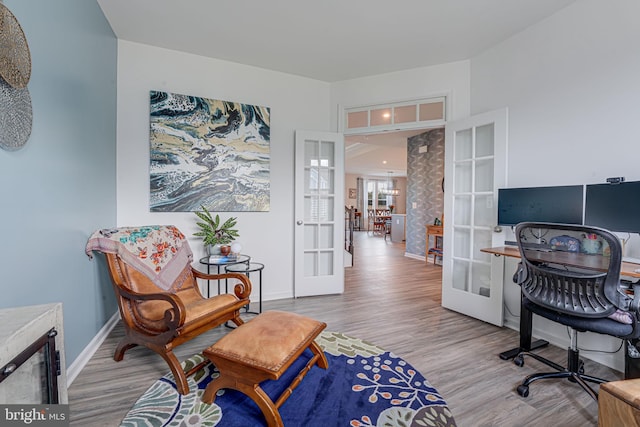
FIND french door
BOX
[294,130,345,297]
[442,109,508,326]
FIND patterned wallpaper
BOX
[406,128,445,256]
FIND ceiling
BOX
[97,0,577,177]
[98,0,576,83]
[345,129,429,178]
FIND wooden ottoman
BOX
[599,378,640,427]
[202,310,328,427]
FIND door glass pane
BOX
[304,196,317,221]
[305,140,318,165]
[320,141,335,167]
[304,252,316,276]
[471,263,491,297]
[475,158,494,192]
[474,194,494,227]
[319,197,334,221]
[476,124,495,157]
[394,105,416,123]
[319,169,334,192]
[455,129,472,161]
[453,228,470,258]
[347,111,368,129]
[371,108,392,126]
[319,224,334,248]
[454,195,471,226]
[473,229,492,262]
[454,163,472,193]
[452,259,469,291]
[305,168,319,193]
[319,251,334,275]
[304,224,317,249]
[419,101,444,121]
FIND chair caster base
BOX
[514,355,525,367]
[517,384,529,397]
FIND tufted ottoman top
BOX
[204,310,326,379]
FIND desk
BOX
[481,246,640,278]
[199,254,250,297]
[481,246,640,362]
[426,224,443,264]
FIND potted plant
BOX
[194,205,240,255]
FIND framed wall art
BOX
[149,90,270,212]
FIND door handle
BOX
[296,220,303,225]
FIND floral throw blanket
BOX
[85,225,193,291]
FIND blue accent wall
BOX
[1,0,117,366]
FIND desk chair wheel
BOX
[513,355,525,367]
[516,384,529,397]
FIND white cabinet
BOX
[390,214,406,242]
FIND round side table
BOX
[198,254,250,297]
[225,262,264,314]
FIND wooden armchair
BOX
[86,225,251,395]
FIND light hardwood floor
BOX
[68,232,623,426]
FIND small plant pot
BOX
[207,244,222,256]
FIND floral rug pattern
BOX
[121,332,456,427]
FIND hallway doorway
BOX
[347,230,443,303]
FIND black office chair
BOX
[512,222,640,400]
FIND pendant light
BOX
[381,171,399,196]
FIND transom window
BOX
[344,97,446,135]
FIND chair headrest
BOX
[85,225,193,290]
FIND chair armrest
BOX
[629,283,640,318]
[513,261,526,284]
[114,286,187,330]
[191,268,253,300]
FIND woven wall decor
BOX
[0,78,32,151]
[0,2,31,89]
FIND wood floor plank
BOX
[68,231,622,426]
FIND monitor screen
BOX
[497,185,584,226]
[584,181,640,233]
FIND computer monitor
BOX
[584,181,640,233]
[497,185,584,226]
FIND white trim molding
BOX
[66,310,120,387]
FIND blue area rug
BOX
[121,331,456,426]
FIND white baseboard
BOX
[404,252,426,262]
[66,310,120,387]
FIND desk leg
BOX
[499,298,548,360]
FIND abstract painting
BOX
[149,90,270,212]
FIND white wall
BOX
[345,173,359,209]
[471,0,640,372]
[471,0,640,188]
[116,40,330,301]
